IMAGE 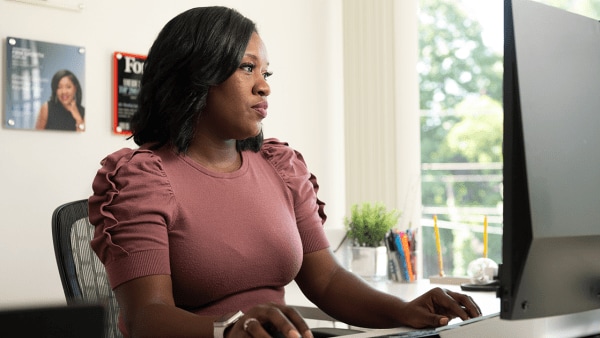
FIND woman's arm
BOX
[114,275,215,337]
[35,103,48,130]
[64,100,85,131]
[114,275,311,338]
[295,248,481,329]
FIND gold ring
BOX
[243,318,259,332]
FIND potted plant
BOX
[344,202,401,280]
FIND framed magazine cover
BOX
[113,51,146,135]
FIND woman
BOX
[88,6,480,338]
[35,69,85,131]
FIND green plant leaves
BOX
[344,202,401,247]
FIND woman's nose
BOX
[254,76,270,97]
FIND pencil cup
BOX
[350,246,388,281]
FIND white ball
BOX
[467,257,498,284]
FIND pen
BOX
[433,215,444,277]
[401,232,415,282]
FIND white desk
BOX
[285,278,600,338]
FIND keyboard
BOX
[370,330,439,338]
[340,312,500,338]
[436,312,500,333]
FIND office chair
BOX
[52,199,122,338]
[52,199,361,338]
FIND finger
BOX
[242,317,265,337]
[420,311,449,328]
[264,305,305,338]
[275,305,312,338]
[446,290,481,318]
[466,295,482,317]
[401,295,448,329]
[245,304,303,338]
[434,289,470,321]
[438,316,449,326]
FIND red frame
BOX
[112,51,146,135]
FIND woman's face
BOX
[201,32,271,141]
[56,76,77,107]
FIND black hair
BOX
[130,6,263,153]
[50,69,83,107]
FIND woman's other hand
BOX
[228,303,313,338]
[399,287,482,329]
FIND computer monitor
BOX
[499,0,600,320]
[0,304,105,337]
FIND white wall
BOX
[0,0,344,307]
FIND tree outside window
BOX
[419,0,600,278]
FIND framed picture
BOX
[113,51,146,135]
[4,37,86,132]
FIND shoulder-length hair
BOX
[130,6,263,153]
[50,69,83,107]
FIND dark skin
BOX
[115,248,481,338]
[295,249,480,330]
[113,32,481,338]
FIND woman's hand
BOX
[228,303,313,338]
[399,287,482,329]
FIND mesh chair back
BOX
[52,199,122,338]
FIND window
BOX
[418,0,503,278]
[418,0,600,278]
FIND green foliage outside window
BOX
[419,0,503,277]
[418,0,600,278]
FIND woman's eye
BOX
[240,64,255,72]
[262,71,273,80]
[240,63,272,80]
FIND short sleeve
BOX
[261,139,329,253]
[88,147,178,288]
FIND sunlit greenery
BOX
[418,0,600,277]
[419,0,502,277]
[418,0,502,111]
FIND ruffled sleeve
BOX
[261,139,329,253]
[88,147,178,288]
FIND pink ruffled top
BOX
[88,138,330,317]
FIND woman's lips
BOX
[252,101,268,118]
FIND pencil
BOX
[400,232,415,282]
[483,215,488,258]
[433,215,444,277]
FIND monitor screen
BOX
[499,0,600,320]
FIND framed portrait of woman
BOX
[4,37,86,132]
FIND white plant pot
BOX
[350,246,388,281]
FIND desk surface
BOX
[285,278,600,338]
[285,278,500,319]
